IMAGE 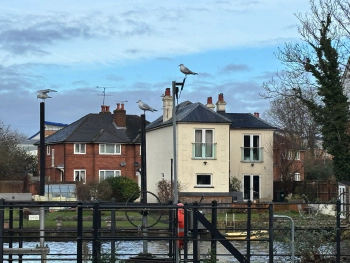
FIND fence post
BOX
[77,202,83,263]
[0,199,4,261]
[168,200,173,259]
[183,202,189,262]
[192,202,199,263]
[92,201,101,263]
[111,198,116,263]
[268,203,274,263]
[19,206,23,263]
[336,199,340,263]
[9,205,13,262]
[246,200,252,261]
[211,200,217,262]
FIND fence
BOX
[0,199,348,263]
[274,180,338,201]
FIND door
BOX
[243,175,260,201]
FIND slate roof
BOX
[146,101,232,130]
[218,112,276,129]
[34,113,145,145]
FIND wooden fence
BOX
[274,180,338,201]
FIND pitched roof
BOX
[35,113,145,145]
[218,112,276,129]
[146,101,232,130]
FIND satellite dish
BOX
[120,162,126,167]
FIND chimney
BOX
[206,97,215,111]
[100,105,110,113]
[254,112,260,118]
[162,88,173,122]
[113,103,126,127]
[216,93,227,112]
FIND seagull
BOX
[136,100,157,113]
[179,64,198,76]
[37,89,57,100]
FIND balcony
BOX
[241,147,263,162]
[192,143,217,159]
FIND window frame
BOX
[99,170,121,182]
[99,144,121,155]
[74,143,86,154]
[192,129,216,159]
[74,170,86,184]
[46,145,50,156]
[195,174,213,188]
[294,173,301,181]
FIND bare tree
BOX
[262,1,350,180]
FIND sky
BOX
[0,0,311,138]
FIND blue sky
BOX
[0,1,311,137]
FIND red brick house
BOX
[35,103,144,185]
[273,132,306,182]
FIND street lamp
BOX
[37,89,56,254]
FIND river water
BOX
[3,240,294,263]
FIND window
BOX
[99,144,121,154]
[242,135,262,162]
[51,149,55,167]
[192,129,216,159]
[288,150,300,160]
[196,174,212,186]
[294,173,301,181]
[74,143,86,154]
[74,170,86,184]
[46,145,50,155]
[99,170,121,181]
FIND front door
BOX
[243,175,260,201]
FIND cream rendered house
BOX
[146,89,276,203]
[146,88,231,203]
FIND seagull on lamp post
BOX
[179,64,198,77]
[37,89,57,100]
[137,100,157,114]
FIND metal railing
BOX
[0,199,348,262]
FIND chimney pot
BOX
[117,103,120,110]
[207,97,213,104]
[165,88,171,97]
[254,112,260,118]
[106,106,110,112]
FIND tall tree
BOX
[262,3,350,181]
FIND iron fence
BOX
[0,199,348,263]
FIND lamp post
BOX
[37,89,56,261]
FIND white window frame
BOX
[99,170,121,182]
[51,149,55,167]
[99,144,121,155]
[193,129,216,159]
[294,173,301,181]
[195,174,212,187]
[288,150,300,160]
[46,145,50,156]
[74,143,86,154]
[74,170,86,184]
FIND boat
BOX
[225,230,268,240]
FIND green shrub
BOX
[105,176,140,202]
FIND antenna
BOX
[96,86,114,105]
[118,100,128,105]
